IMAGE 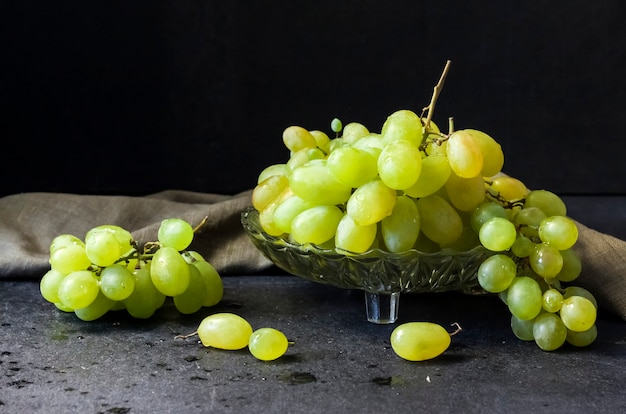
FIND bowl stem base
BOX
[364,291,400,324]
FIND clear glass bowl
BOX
[241,206,494,324]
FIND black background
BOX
[2,1,625,197]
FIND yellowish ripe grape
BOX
[390,322,452,361]
[446,130,483,178]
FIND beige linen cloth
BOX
[0,190,624,321]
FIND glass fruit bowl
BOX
[241,206,494,324]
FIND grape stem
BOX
[449,322,463,336]
[422,59,451,131]
[175,331,199,340]
[193,216,209,233]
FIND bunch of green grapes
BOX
[39,218,224,321]
[252,107,598,351]
[475,186,597,351]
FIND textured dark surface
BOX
[1,276,625,414]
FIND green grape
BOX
[529,243,563,278]
[50,234,84,254]
[182,250,206,262]
[197,313,253,350]
[289,160,352,206]
[477,254,517,293]
[192,260,223,307]
[327,145,378,188]
[446,130,483,178]
[507,276,543,320]
[489,175,529,202]
[57,270,100,310]
[330,118,343,134]
[538,216,578,250]
[327,137,345,153]
[150,246,191,296]
[351,133,384,154]
[510,314,535,341]
[258,188,291,236]
[309,130,331,153]
[381,109,423,147]
[479,217,517,252]
[566,324,598,347]
[524,189,567,217]
[282,125,317,152]
[346,179,397,226]
[510,235,534,258]
[49,243,91,275]
[513,207,547,239]
[556,248,582,282]
[464,129,504,177]
[95,225,133,252]
[390,322,452,361]
[257,163,287,184]
[273,195,315,234]
[100,264,136,301]
[445,173,485,212]
[470,201,509,233]
[559,296,597,332]
[173,264,206,314]
[542,288,563,313]
[54,302,74,312]
[416,194,463,247]
[381,195,421,253]
[158,218,194,251]
[124,267,164,319]
[563,286,597,309]
[290,205,344,245]
[341,122,370,144]
[533,312,567,351]
[252,174,289,211]
[248,328,290,361]
[84,230,122,267]
[335,213,377,253]
[404,154,451,198]
[40,268,66,303]
[377,140,423,190]
[74,290,115,321]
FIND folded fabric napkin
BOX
[0,190,624,321]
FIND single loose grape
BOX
[197,313,253,350]
[390,322,455,361]
[248,328,289,361]
[158,218,195,251]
